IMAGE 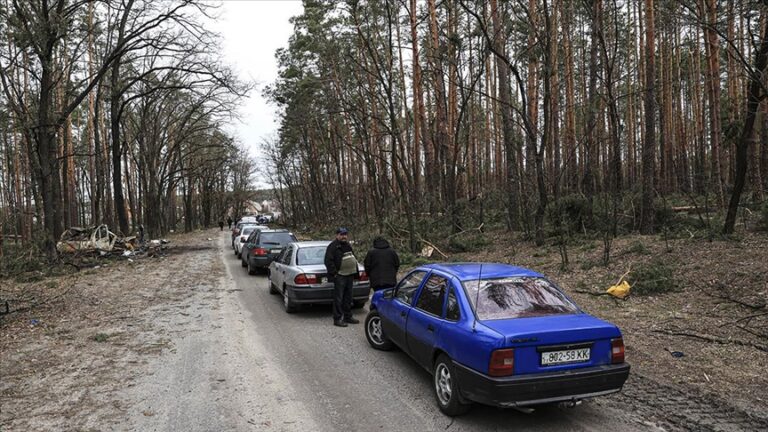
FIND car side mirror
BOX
[383,288,394,299]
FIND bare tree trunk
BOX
[640,0,656,234]
[724,8,768,234]
[704,0,725,206]
[489,0,520,230]
[409,0,423,207]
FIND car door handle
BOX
[427,325,434,332]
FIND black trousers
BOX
[333,274,354,321]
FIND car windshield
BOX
[259,232,296,246]
[462,277,579,320]
[296,246,326,266]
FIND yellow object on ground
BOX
[606,280,631,299]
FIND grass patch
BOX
[579,258,600,271]
[447,232,490,253]
[627,259,678,295]
[626,240,650,255]
[91,333,112,343]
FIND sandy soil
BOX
[2,228,767,431]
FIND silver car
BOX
[268,241,370,313]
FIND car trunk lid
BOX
[481,314,621,374]
[294,264,366,287]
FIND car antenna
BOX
[472,263,483,332]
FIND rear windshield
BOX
[259,232,296,246]
[462,277,580,320]
[241,226,257,236]
[296,246,326,266]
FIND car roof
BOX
[418,262,543,281]
[291,240,331,248]
[258,229,292,233]
[240,225,266,233]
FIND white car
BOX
[234,225,267,258]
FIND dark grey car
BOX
[241,229,298,275]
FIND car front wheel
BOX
[433,354,471,416]
[364,311,393,351]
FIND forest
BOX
[2,0,768,262]
[265,0,768,253]
[0,0,253,259]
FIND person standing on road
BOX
[227,216,233,229]
[324,227,360,327]
[219,220,224,231]
[363,236,400,292]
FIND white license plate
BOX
[541,348,590,366]
[270,249,281,254]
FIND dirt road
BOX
[2,229,766,431]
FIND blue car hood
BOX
[480,313,621,346]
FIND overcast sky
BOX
[208,0,304,167]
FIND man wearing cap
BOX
[324,227,360,327]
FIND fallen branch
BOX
[2,284,75,316]
[652,329,768,352]
[574,289,611,297]
[446,223,485,239]
[419,238,448,258]
[735,324,768,340]
[734,311,768,324]
[385,221,448,258]
[615,267,632,285]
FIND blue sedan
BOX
[364,263,630,416]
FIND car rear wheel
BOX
[364,311,393,351]
[283,287,297,313]
[433,354,471,416]
[247,259,257,275]
[241,256,247,268]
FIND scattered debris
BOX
[56,225,170,260]
[607,280,631,299]
[57,225,118,253]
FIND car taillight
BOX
[254,248,268,256]
[611,338,625,364]
[489,349,515,377]
[294,274,318,285]
[358,271,369,281]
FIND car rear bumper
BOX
[286,284,370,304]
[250,256,275,268]
[452,361,630,407]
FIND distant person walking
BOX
[364,236,400,291]
[324,227,360,327]
[227,216,233,229]
[219,220,224,231]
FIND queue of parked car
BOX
[230,218,371,311]
[228,218,630,417]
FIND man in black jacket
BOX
[324,228,360,327]
[364,236,400,291]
